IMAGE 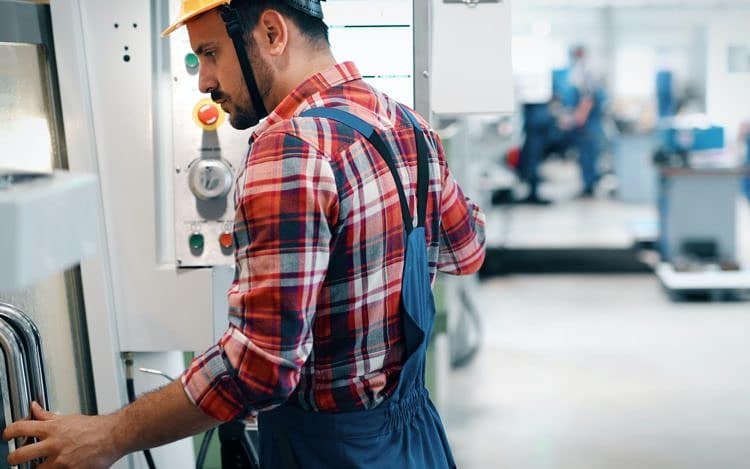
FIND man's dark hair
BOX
[232,0,329,47]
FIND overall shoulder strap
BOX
[301,106,414,232]
[398,106,430,229]
[300,106,432,231]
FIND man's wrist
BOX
[107,409,134,457]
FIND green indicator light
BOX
[189,233,204,251]
[185,52,199,70]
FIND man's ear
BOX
[257,9,288,56]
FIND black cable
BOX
[125,376,157,469]
[196,427,215,469]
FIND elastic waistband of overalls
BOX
[260,387,431,440]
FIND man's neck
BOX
[267,50,338,110]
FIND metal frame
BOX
[0,1,49,45]
[413,0,431,118]
[48,0,129,423]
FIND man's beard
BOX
[228,101,258,130]
[213,47,273,131]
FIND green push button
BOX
[189,233,205,252]
[185,52,199,70]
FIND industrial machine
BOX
[0,2,102,468]
[654,117,750,299]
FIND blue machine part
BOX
[661,125,724,153]
[656,70,674,118]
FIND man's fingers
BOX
[7,439,51,466]
[30,402,56,421]
[3,420,49,441]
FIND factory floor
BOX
[443,273,750,469]
[442,198,750,469]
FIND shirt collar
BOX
[250,61,362,142]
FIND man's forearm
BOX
[111,379,221,456]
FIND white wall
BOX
[512,5,750,113]
[706,11,750,145]
[611,8,709,103]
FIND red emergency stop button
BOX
[219,232,233,249]
[193,98,225,130]
[198,103,219,126]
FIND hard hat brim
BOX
[161,0,231,37]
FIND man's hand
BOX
[3,402,123,469]
[3,379,220,468]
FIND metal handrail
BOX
[0,320,32,469]
[0,302,49,409]
[0,346,16,459]
[0,321,31,421]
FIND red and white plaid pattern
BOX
[182,62,485,421]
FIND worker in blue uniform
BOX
[568,45,605,198]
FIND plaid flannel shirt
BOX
[182,62,485,421]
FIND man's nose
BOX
[198,68,218,94]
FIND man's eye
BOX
[205,50,216,58]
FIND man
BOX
[4,1,485,467]
[568,45,605,198]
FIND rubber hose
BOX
[195,427,215,469]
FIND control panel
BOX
[168,22,250,267]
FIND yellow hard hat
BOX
[161,0,231,37]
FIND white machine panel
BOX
[325,0,414,106]
[72,0,229,353]
[0,172,98,290]
[430,0,514,115]
[168,10,250,268]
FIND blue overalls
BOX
[256,105,456,469]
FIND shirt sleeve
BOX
[181,131,339,422]
[432,133,486,275]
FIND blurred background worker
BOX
[517,102,554,205]
[567,45,607,198]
